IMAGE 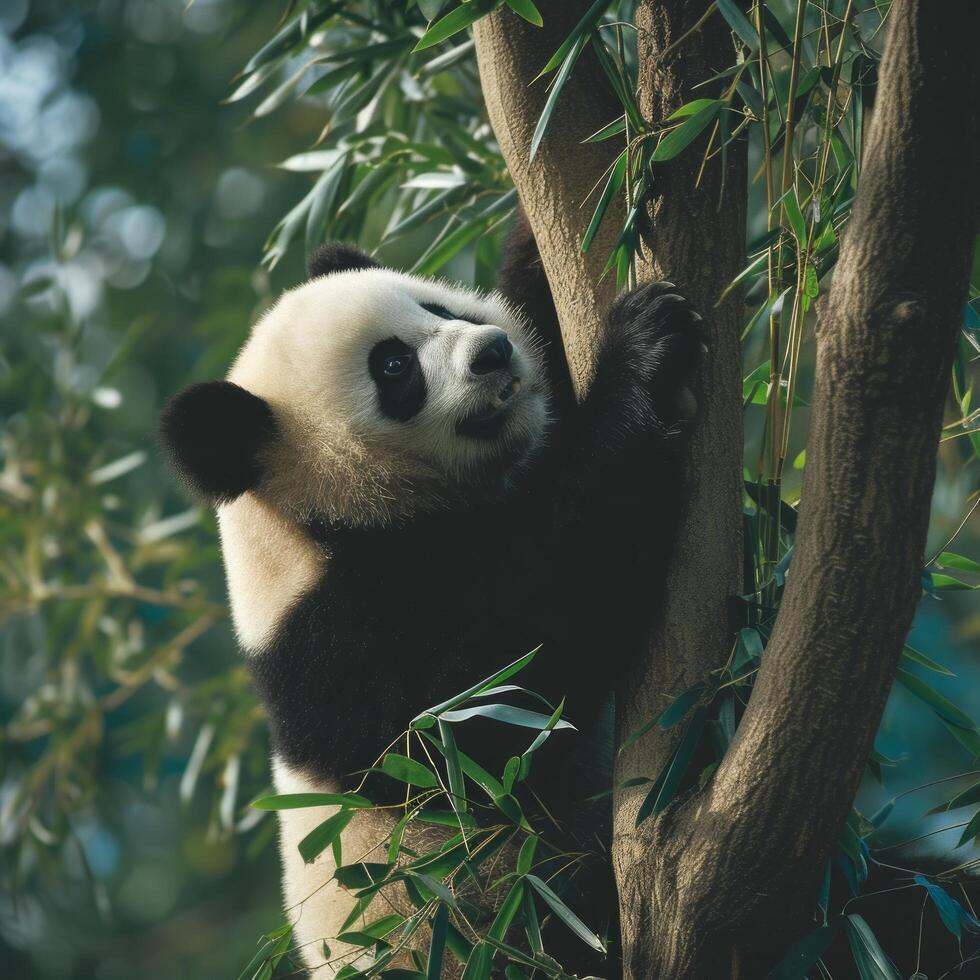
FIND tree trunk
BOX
[476,0,979,976]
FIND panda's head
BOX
[159,244,549,526]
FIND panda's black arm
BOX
[497,206,577,417]
[550,280,702,515]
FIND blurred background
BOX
[0,2,977,978]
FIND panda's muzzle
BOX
[456,375,522,438]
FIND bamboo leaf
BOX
[896,669,980,731]
[298,810,354,864]
[427,903,448,980]
[381,753,440,789]
[535,0,611,77]
[583,116,627,143]
[251,792,372,810]
[717,0,760,50]
[636,708,707,824]
[525,874,606,952]
[900,645,955,676]
[437,703,575,731]
[768,921,839,979]
[582,151,627,253]
[415,649,540,722]
[938,552,980,573]
[652,101,721,162]
[844,914,901,980]
[530,34,588,160]
[504,0,543,27]
[414,1,497,53]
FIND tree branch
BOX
[476,2,747,973]
[473,3,625,395]
[621,2,979,973]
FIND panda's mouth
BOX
[456,378,522,439]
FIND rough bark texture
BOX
[477,0,979,977]
[474,0,747,898]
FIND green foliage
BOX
[238,653,604,979]
[3,1,980,978]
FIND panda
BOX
[159,226,701,977]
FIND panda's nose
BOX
[470,333,513,375]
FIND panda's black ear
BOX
[307,242,378,279]
[159,381,277,504]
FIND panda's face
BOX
[224,266,549,523]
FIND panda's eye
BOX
[383,354,412,377]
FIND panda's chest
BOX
[330,510,554,635]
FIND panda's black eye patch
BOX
[369,338,427,422]
[421,302,458,321]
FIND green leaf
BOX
[243,1,343,73]
[895,669,979,731]
[621,684,705,750]
[768,921,839,979]
[388,812,410,864]
[940,717,980,757]
[957,808,980,848]
[416,649,540,721]
[337,913,403,946]
[717,0,760,50]
[461,942,493,980]
[381,753,440,789]
[298,810,354,864]
[652,101,720,162]
[519,697,567,763]
[438,704,575,731]
[335,862,395,891]
[930,572,980,591]
[427,903,448,980]
[583,115,627,143]
[493,793,527,827]
[523,889,543,954]
[489,881,524,940]
[416,810,479,829]
[414,1,497,53]
[931,777,980,814]
[636,708,708,824]
[844,914,901,979]
[411,872,458,908]
[780,187,806,243]
[418,0,448,19]
[536,0,611,77]
[516,835,538,876]
[666,97,722,121]
[901,645,955,676]
[251,792,372,810]
[422,736,506,799]
[530,34,588,160]
[438,718,468,813]
[915,874,980,937]
[502,756,521,794]
[525,874,606,952]
[582,151,627,253]
[504,0,543,26]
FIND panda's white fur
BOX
[228,267,548,525]
[216,266,549,974]
[217,266,547,657]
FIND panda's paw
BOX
[604,281,704,441]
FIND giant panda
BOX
[159,225,701,977]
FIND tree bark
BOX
[477,0,979,976]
